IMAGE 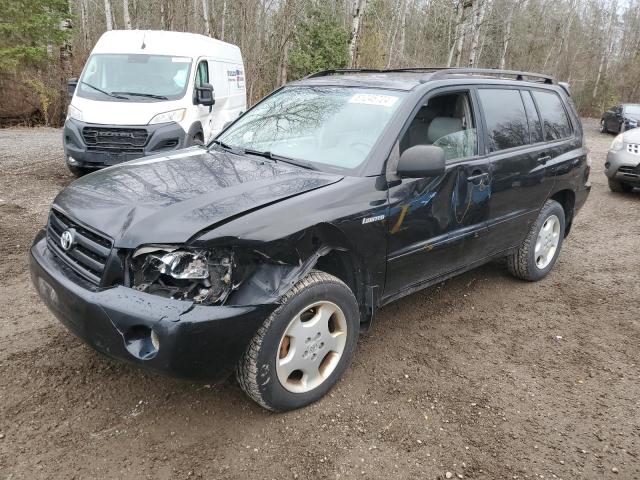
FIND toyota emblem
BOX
[60,229,76,251]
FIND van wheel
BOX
[236,271,360,412]
[186,126,204,146]
[608,179,633,193]
[599,120,608,133]
[507,199,565,282]
[67,165,91,177]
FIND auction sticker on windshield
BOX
[348,93,400,107]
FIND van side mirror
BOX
[396,145,446,178]
[67,78,78,98]
[196,83,215,107]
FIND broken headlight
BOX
[131,247,233,304]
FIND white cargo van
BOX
[64,30,246,175]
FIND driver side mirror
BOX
[396,145,446,178]
[195,83,215,106]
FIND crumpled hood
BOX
[53,147,343,248]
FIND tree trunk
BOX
[397,0,412,67]
[593,0,618,100]
[160,0,166,29]
[447,0,466,67]
[123,0,132,29]
[499,0,519,70]
[104,0,113,30]
[202,0,211,36]
[220,0,227,40]
[79,0,88,50]
[467,0,485,67]
[348,0,368,67]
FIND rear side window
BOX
[531,90,572,141]
[521,91,543,143]
[478,89,529,152]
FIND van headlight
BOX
[148,109,186,125]
[131,246,233,304]
[610,134,624,152]
[66,105,82,122]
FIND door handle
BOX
[537,155,552,164]
[467,171,489,183]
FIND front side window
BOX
[217,86,406,172]
[532,90,572,141]
[77,54,192,101]
[196,61,209,86]
[479,89,529,152]
[400,91,478,162]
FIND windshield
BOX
[76,54,192,101]
[624,104,640,115]
[216,86,406,172]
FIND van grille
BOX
[82,126,148,152]
[46,209,113,285]
[618,166,639,178]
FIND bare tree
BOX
[348,0,368,67]
[123,0,132,29]
[447,0,468,67]
[202,0,211,36]
[104,0,114,30]
[467,0,486,67]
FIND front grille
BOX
[46,209,113,285]
[82,126,148,153]
[627,143,640,155]
[618,166,639,178]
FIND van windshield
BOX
[216,86,406,172]
[624,105,640,115]
[76,54,192,102]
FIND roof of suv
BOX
[293,68,557,92]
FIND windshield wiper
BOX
[112,91,169,100]
[209,139,243,154]
[81,82,129,100]
[243,148,316,171]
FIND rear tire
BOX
[236,271,360,412]
[507,199,565,282]
[608,179,633,193]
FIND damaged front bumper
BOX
[30,233,276,381]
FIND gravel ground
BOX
[0,120,639,479]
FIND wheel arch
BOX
[223,222,377,328]
[548,189,576,237]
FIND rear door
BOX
[384,87,492,298]
[478,87,556,254]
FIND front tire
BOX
[608,179,633,193]
[507,199,565,282]
[236,271,360,411]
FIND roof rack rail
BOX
[304,67,443,79]
[428,68,554,84]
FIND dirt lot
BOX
[0,119,638,480]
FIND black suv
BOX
[30,68,591,411]
[600,103,640,134]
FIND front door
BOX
[383,88,491,299]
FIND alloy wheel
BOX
[276,301,348,393]
[535,214,561,269]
